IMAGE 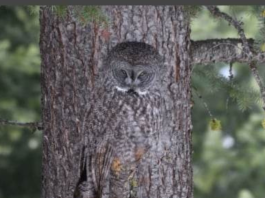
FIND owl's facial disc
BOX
[113,68,153,95]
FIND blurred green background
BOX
[0,6,41,198]
[0,5,264,198]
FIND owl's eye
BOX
[120,69,127,77]
[137,71,149,80]
[113,69,128,80]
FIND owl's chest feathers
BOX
[93,92,161,139]
[114,95,161,141]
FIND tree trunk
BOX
[40,6,192,198]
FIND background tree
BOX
[1,5,265,198]
[0,6,41,198]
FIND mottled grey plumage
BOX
[76,42,166,198]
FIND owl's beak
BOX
[127,88,139,96]
[131,70,136,81]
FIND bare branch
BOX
[249,62,265,110]
[191,39,265,64]
[206,6,253,58]
[193,86,214,118]
[0,119,43,131]
[201,6,265,112]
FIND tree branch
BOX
[0,119,43,131]
[193,6,265,113]
[191,38,265,64]
[192,6,261,65]
[206,6,253,57]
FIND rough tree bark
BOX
[40,6,192,198]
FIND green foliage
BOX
[74,6,108,26]
[192,63,262,111]
[249,6,265,52]
[184,6,203,20]
[27,5,40,15]
[51,5,67,17]
[0,6,41,198]
[28,6,108,26]
[191,6,265,198]
[0,6,39,50]
[191,6,259,40]
[194,114,265,198]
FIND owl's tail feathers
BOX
[74,180,96,198]
[92,142,115,196]
[74,147,96,198]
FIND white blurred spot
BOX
[222,135,234,149]
[238,189,254,198]
[28,138,39,149]
[219,65,236,79]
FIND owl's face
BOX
[103,42,164,95]
[112,62,156,95]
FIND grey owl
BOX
[76,42,166,198]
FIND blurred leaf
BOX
[261,119,265,128]
[209,118,222,131]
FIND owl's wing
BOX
[74,180,95,198]
[74,141,114,198]
[92,141,115,197]
[74,150,96,198]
